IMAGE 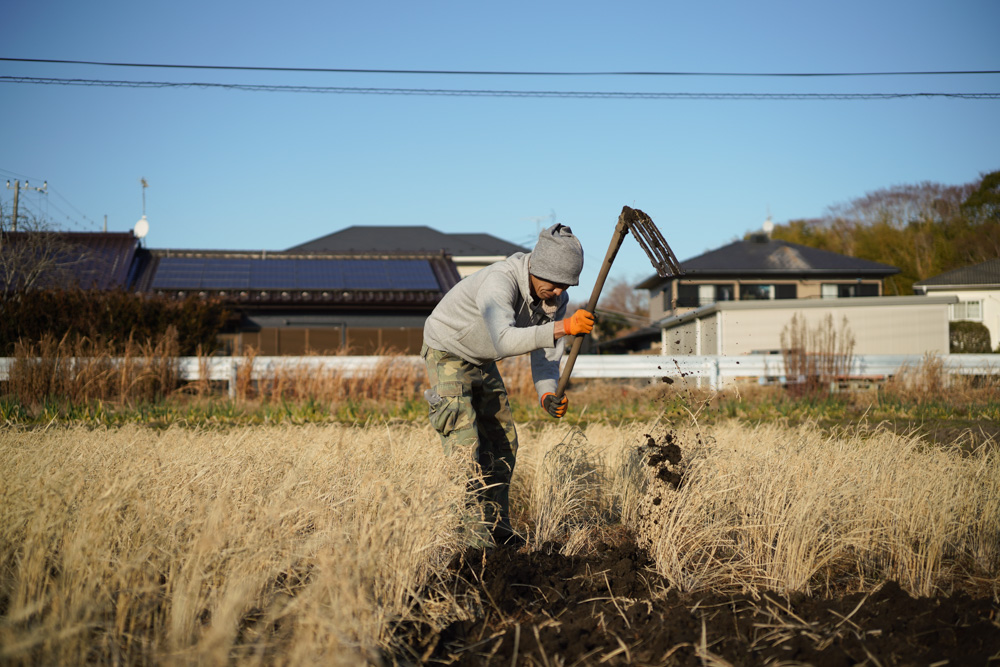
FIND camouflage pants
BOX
[421,344,518,536]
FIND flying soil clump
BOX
[633,429,689,554]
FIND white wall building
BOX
[913,259,1000,352]
[658,295,957,357]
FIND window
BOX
[951,301,983,321]
[676,283,736,308]
[698,284,714,306]
[740,284,773,300]
[677,284,699,307]
[775,284,797,299]
[715,284,735,302]
[822,283,880,299]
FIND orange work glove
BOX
[540,392,568,418]
[562,309,595,336]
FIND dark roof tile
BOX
[1,231,140,291]
[914,258,1000,287]
[285,225,527,256]
[637,238,899,288]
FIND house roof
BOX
[133,249,462,308]
[913,258,1000,289]
[636,237,899,289]
[286,225,528,256]
[1,231,141,291]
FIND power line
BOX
[1,76,997,99]
[2,57,999,78]
[8,192,77,231]
[49,186,99,228]
[1,169,99,230]
[0,167,43,182]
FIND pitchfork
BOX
[554,206,683,399]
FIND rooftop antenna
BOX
[134,177,150,240]
[521,209,556,245]
[762,206,774,237]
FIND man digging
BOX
[422,223,595,547]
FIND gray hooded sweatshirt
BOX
[423,252,568,398]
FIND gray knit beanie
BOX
[529,223,584,286]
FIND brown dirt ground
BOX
[393,426,1000,666]
[394,538,1000,666]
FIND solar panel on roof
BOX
[151,256,442,291]
[151,257,205,289]
[393,259,440,289]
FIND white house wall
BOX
[928,288,1000,351]
[700,315,719,355]
[717,302,951,356]
[663,319,701,355]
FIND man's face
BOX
[529,274,569,300]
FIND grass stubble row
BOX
[1,419,997,665]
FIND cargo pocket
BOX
[426,381,467,437]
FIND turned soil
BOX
[393,429,1000,666]
[395,537,1000,666]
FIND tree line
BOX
[769,170,1000,295]
[588,170,999,344]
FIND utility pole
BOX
[5,179,48,232]
[9,180,18,232]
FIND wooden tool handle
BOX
[554,213,630,399]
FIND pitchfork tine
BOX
[623,207,682,278]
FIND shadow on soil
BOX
[393,423,999,666]
[394,535,999,666]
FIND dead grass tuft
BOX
[1,418,997,664]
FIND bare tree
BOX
[781,313,856,396]
[0,201,90,293]
[590,277,650,341]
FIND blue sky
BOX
[2,1,998,295]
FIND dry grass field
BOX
[2,417,998,665]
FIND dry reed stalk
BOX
[233,346,258,401]
[3,419,997,664]
[879,352,947,402]
[509,423,643,553]
[8,328,180,406]
[627,421,1000,598]
[520,428,606,548]
[233,351,427,406]
[0,423,476,665]
[781,313,856,396]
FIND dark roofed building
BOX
[638,234,900,322]
[1,231,144,292]
[913,258,1000,289]
[134,248,461,355]
[913,258,1000,351]
[287,226,527,277]
[3,229,468,355]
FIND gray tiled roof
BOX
[286,225,527,256]
[1,231,142,291]
[914,258,1000,288]
[637,237,899,288]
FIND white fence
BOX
[570,354,1000,390]
[2,354,998,395]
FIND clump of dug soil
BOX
[632,429,689,557]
